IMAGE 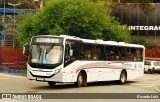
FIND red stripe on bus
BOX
[75,66,131,73]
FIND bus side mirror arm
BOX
[70,49,73,56]
[23,43,29,57]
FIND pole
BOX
[34,0,45,8]
[13,5,15,48]
[155,4,157,42]
[137,4,139,37]
[2,0,6,67]
[3,0,5,47]
[40,0,44,8]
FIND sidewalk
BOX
[0,67,26,75]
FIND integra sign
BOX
[129,26,160,31]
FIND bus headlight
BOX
[54,68,62,74]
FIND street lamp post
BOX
[8,2,21,48]
[40,0,44,8]
[3,0,6,47]
[34,0,44,8]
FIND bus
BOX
[23,35,145,87]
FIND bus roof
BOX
[81,39,144,48]
[32,35,145,48]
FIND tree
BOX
[17,0,130,46]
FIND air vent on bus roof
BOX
[95,39,103,43]
[118,42,125,44]
[60,35,70,37]
[60,35,80,38]
[104,41,117,43]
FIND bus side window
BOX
[92,45,100,60]
[115,47,121,61]
[83,45,91,60]
[109,49,114,60]
[80,45,85,59]
[135,49,142,61]
[85,49,92,60]
[125,48,132,61]
[105,46,114,61]
[65,44,70,62]
[118,48,124,61]
[105,51,109,60]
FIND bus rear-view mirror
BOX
[70,49,73,56]
[23,43,29,57]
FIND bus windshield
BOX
[29,44,63,65]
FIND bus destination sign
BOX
[34,37,63,44]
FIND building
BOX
[113,3,160,43]
[0,8,36,47]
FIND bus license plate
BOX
[36,77,45,81]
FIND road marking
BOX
[0,78,8,79]
[131,80,160,87]
[0,73,26,79]
[0,99,22,102]
[154,87,160,93]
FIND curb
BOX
[0,67,26,75]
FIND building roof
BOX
[0,8,36,14]
[33,35,145,48]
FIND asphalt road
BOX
[0,73,159,102]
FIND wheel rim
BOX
[121,73,126,83]
[78,76,83,86]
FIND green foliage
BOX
[102,17,130,42]
[139,0,155,15]
[130,36,146,45]
[17,0,130,46]
[145,40,157,49]
[130,36,157,48]
[17,14,36,46]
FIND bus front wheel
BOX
[76,72,87,87]
[48,82,56,87]
[148,69,153,74]
[119,71,127,84]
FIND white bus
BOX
[23,35,145,87]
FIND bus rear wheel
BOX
[76,72,87,87]
[148,69,153,74]
[119,71,127,84]
[48,82,56,87]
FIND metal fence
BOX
[145,46,160,58]
[0,47,27,69]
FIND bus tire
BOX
[148,69,153,74]
[76,72,87,87]
[48,82,56,87]
[119,71,127,84]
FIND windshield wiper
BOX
[46,44,55,54]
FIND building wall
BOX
[0,9,36,48]
[0,14,18,47]
[113,3,160,43]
